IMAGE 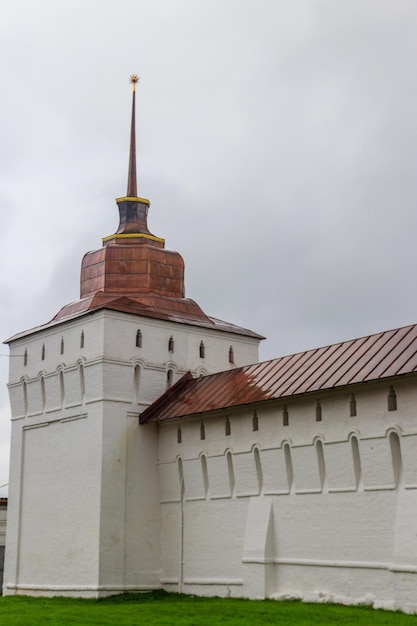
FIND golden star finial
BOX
[129,74,139,92]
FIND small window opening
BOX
[283,405,289,427]
[225,417,231,436]
[252,411,259,431]
[388,386,397,411]
[199,341,205,359]
[60,337,64,355]
[316,399,322,422]
[350,394,357,417]
[41,343,45,361]
[177,426,182,444]
[200,420,206,440]
[228,346,234,364]
[167,369,174,389]
[80,331,85,349]
[168,336,174,353]
[23,349,28,366]
[136,329,142,348]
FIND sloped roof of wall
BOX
[140,323,417,423]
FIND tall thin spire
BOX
[101,76,159,247]
[127,74,139,197]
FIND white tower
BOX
[3,77,262,597]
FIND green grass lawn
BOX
[1,591,417,626]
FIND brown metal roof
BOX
[5,294,264,343]
[140,323,417,423]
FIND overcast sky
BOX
[1,0,417,496]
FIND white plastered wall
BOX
[156,376,417,612]
[3,309,261,597]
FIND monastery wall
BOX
[156,375,417,612]
[3,309,260,597]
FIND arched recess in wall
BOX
[177,457,185,499]
[77,359,86,404]
[166,367,175,390]
[59,369,65,408]
[200,453,209,499]
[388,429,403,488]
[315,438,327,492]
[195,367,208,378]
[40,374,46,413]
[349,432,362,490]
[80,364,86,403]
[226,450,235,497]
[133,363,141,403]
[21,378,28,416]
[282,441,294,492]
[252,446,263,495]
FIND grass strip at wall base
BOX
[1,591,417,626]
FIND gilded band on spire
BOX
[127,74,139,197]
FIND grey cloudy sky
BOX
[1,0,417,496]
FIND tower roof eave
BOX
[4,295,265,344]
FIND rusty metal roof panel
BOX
[302,338,363,393]
[319,334,381,389]
[140,323,417,424]
[280,343,349,396]
[362,325,417,379]
[395,346,417,376]
[327,331,389,387]
[345,327,409,385]
[246,355,297,393]
[257,349,321,396]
